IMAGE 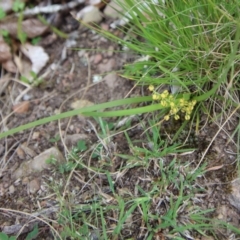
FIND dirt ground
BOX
[0,1,240,239]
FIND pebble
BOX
[103,0,123,19]
[92,74,102,83]
[101,23,109,31]
[9,185,15,194]
[93,54,103,64]
[98,58,116,73]
[22,177,29,185]
[13,147,65,179]
[28,178,41,194]
[107,45,114,57]
[103,72,117,89]
[78,50,86,57]
[32,131,40,140]
[228,178,240,211]
[76,6,102,23]
[16,146,25,159]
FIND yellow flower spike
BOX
[149,85,154,91]
[163,90,169,96]
[164,115,170,121]
[161,100,166,106]
[179,98,185,107]
[152,94,159,100]
[172,108,178,114]
[170,102,175,107]
[192,100,197,105]
[185,115,190,120]
[174,115,180,120]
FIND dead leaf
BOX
[71,99,94,109]
[21,18,49,38]
[14,54,32,78]
[13,101,30,113]
[20,42,49,75]
[205,165,224,172]
[2,59,17,73]
[0,18,48,38]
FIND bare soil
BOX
[0,1,240,239]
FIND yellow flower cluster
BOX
[148,85,197,121]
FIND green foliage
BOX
[0,29,9,37]
[0,8,6,20]
[12,0,25,12]
[49,134,61,143]
[31,36,41,45]
[20,71,44,86]
[46,155,57,165]
[25,225,39,240]
[76,140,87,152]
[0,225,38,240]
[0,233,16,240]
[58,160,78,174]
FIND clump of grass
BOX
[2,0,239,139]
[112,0,240,120]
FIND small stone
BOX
[93,54,103,64]
[76,6,102,24]
[228,178,240,211]
[104,0,123,19]
[98,58,115,73]
[13,101,30,113]
[3,182,9,188]
[32,131,40,140]
[13,147,65,179]
[16,146,25,159]
[101,23,109,31]
[22,177,29,185]
[9,185,15,194]
[78,50,86,58]
[103,72,117,89]
[22,93,32,101]
[92,74,102,83]
[107,46,114,57]
[30,147,65,171]
[28,178,41,194]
